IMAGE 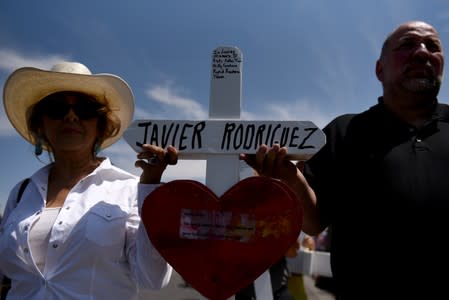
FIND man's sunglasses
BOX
[37,92,104,120]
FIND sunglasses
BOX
[38,92,104,120]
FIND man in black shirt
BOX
[244,20,448,299]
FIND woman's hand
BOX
[135,144,178,184]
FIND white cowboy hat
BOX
[3,61,134,150]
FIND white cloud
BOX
[142,83,333,128]
[0,49,67,72]
[268,101,332,128]
[145,85,208,119]
[133,106,155,120]
[0,49,70,136]
[244,99,333,129]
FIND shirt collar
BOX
[375,96,449,123]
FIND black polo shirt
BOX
[304,98,449,298]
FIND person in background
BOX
[285,233,316,300]
[243,20,449,299]
[283,161,315,300]
[312,227,335,296]
[0,62,177,299]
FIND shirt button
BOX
[66,206,70,210]
[58,221,63,225]
[24,247,29,253]
[52,244,58,249]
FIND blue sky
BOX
[1,0,449,213]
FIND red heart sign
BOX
[142,177,303,300]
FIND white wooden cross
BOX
[124,46,328,300]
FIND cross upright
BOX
[124,46,324,195]
[207,46,243,196]
[124,46,326,300]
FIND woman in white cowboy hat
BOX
[0,61,177,300]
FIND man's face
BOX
[377,22,444,96]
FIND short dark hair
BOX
[379,32,393,59]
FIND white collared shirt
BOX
[0,158,172,300]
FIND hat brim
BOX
[3,67,134,150]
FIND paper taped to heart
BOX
[142,176,303,300]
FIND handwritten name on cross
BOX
[124,46,325,300]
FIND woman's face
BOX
[38,92,103,157]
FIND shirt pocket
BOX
[85,203,127,247]
[0,219,21,271]
[0,221,15,252]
